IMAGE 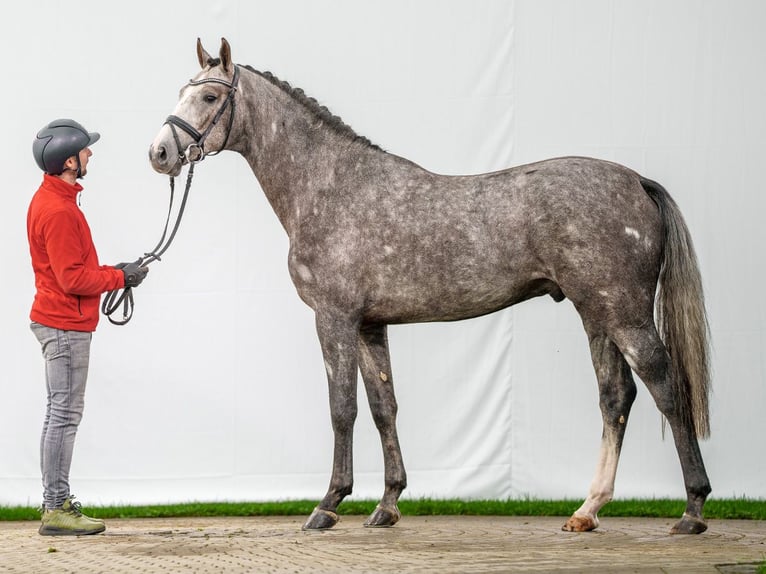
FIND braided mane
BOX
[241,64,380,150]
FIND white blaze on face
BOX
[174,87,198,124]
[153,88,199,160]
[150,124,175,155]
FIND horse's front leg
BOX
[358,323,407,527]
[302,310,361,531]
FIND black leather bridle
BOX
[165,64,240,164]
[102,65,240,325]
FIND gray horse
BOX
[149,38,711,535]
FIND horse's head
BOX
[149,37,239,176]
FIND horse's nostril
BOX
[158,146,167,162]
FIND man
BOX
[28,119,148,535]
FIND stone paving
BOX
[0,515,764,573]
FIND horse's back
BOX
[296,155,663,326]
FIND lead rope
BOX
[102,163,196,325]
[104,65,239,326]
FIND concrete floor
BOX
[1,515,764,573]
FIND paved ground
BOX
[0,515,764,573]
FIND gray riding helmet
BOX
[32,119,100,174]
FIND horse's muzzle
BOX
[148,141,183,177]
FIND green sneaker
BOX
[39,496,106,536]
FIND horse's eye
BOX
[204,94,217,103]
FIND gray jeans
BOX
[30,322,92,510]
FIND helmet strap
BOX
[57,155,80,182]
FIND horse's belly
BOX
[363,274,557,324]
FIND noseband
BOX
[165,64,240,163]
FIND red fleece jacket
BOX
[27,174,125,332]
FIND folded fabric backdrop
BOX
[1,0,763,506]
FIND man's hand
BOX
[118,260,149,288]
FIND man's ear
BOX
[61,154,82,174]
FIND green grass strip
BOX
[2,498,765,522]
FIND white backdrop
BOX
[1,1,764,507]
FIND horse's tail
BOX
[640,177,711,439]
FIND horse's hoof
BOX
[364,504,401,528]
[302,507,339,530]
[562,514,599,532]
[670,513,707,535]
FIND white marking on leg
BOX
[574,432,620,521]
[623,346,639,372]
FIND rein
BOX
[102,65,240,326]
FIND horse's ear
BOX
[197,38,212,69]
[220,37,232,73]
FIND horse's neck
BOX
[239,75,373,234]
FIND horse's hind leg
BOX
[614,326,711,534]
[563,332,637,532]
[357,323,407,527]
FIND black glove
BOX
[119,259,149,288]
